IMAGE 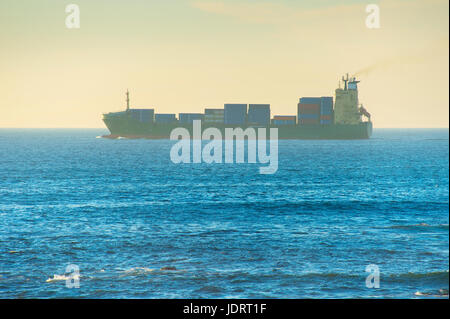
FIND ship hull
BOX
[103,116,372,140]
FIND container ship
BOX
[102,74,372,140]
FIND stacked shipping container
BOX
[178,113,204,124]
[224,104,247,125]
[155,113,177,124]
[299,97,322,104]
[248,104,270,125]
[130,109,154,123]
[320,97,333,125]
[204,108,224,124]
[272,115,296,125]
[128,97,333,127]
[297,97,334,125]
[298,98,320,125]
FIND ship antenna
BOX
[342,74,349,90]
[126,89,130,111]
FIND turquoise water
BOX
[0,128,448,298]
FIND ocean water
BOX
[0,128,448,299]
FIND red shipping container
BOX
[298,103,320,114]
[273,115,296,121]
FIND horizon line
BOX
[0,127,448,130]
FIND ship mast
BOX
[126,89,130,111]
[342,73,349,90]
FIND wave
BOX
[386,224,449,230]
[194,285,224,294]
[383,270,449,287]
[415,289,449,297]
[120,266,182,277]
[217,269,449,285]
[390,270,448,279]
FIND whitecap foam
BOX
[121,267,155,276]
[46,274,80,283]
[46,274,69,283]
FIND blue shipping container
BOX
[273,119,296,125]
[204,108,224,115]
[224,104,247,125]
[320,97,333,115]
[155,113,177,123]
[299,97,321,104]
[130,109,154,123]
[320,119,332,125]
[248,104,270,125]
[179,113,204,124]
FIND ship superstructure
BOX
[334,74,371,125]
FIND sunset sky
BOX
[0,0,448,128]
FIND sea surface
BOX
[0,128,448,298]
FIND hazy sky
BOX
[0,0,448,128]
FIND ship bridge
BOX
[334,74,370,125]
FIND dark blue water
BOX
[0,128,448,298]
